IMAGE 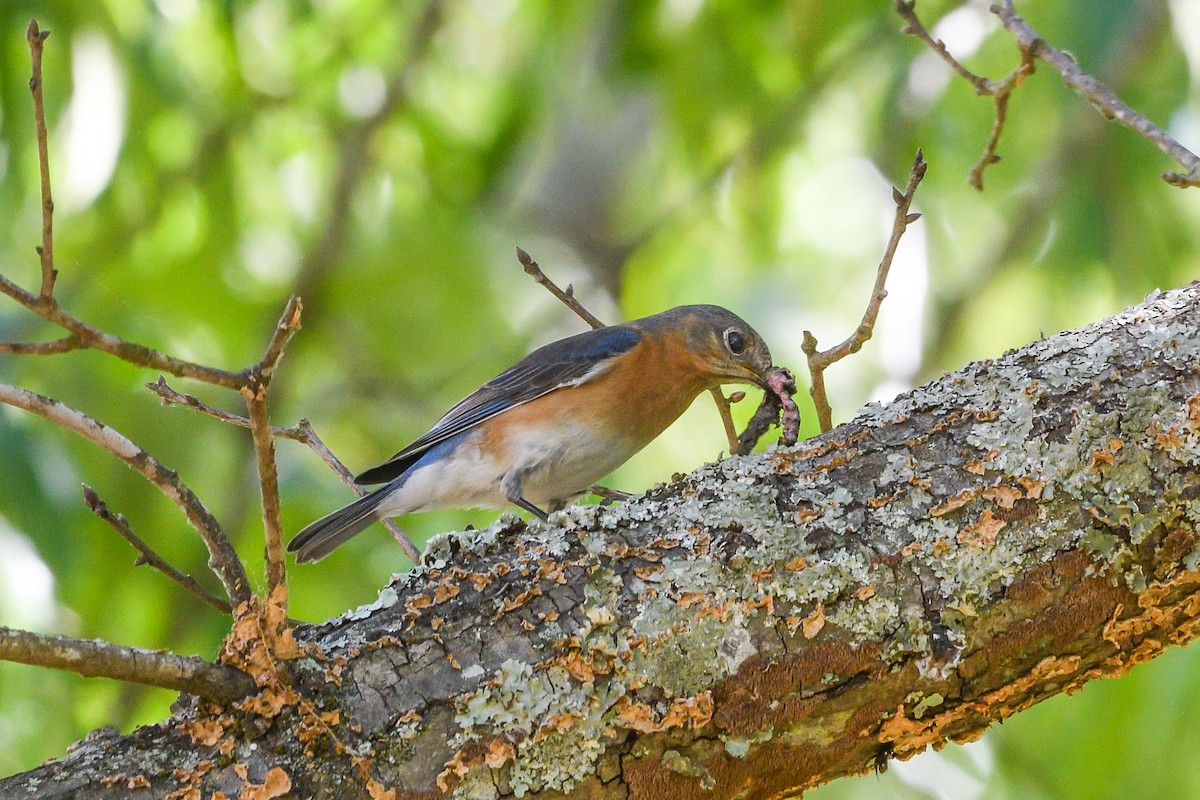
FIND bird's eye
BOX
[725,329,747,355]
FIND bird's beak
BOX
[745,364,773,389]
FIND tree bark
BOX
[5,283,1200,799]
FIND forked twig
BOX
[802,151,927,432]
[991,0,1200,188]
[896,0,1200,189]
[894,0,1032,190]
[0,382,252,608]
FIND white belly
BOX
[374,421,641,517]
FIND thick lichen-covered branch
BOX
[4,282,1200,799]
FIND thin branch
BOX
[707,387,741,454]
[0,334,83,355]
[967,51,1035,191]
[82,485,232,616]
[894,0,992,93]
[0,274,246,388]
[712,391,745,454]
[2,19,249,388]
[0,625,255,704]
[26,20,55,302]
[147,376,282,432]
[256,296,302,383]
[284,420,422,561]
[991,0,1200,187]
[0,382,251,608]
[802,150,927,432]
[243,298,302,611]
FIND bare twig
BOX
[0,334,83,355]
[0,382,251,607]
[149,378,424,562]
[967,51,1035,190]
[516,247,606,329]
[1,20,245,386]
[82,485,232,616]
[0,625,255,704]
[288,419,354,478]
[515,247,743,452]
[243,298,302,611]
[148,376,281,431]
[894,0,992,93]
[897,0,1200,189]
[285,421,422,561]
[802,151,927,432]
[255,296,302,383]
[26,20,55,302]
[710,390,745,454]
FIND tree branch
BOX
[1,20,256,386]
[0,274,246,388]
[0,334,83,355]
[802,150,926,432]
[991,0,1200,187]
[6,281,1200,798]
[515,246,606,330]
[0,626,254,704]
[0,382,251,608]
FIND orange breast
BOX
[479,330,712,456]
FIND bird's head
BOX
[652,305,774,389]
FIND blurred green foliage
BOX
[0,0,1198,794]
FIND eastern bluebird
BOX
[288,305,773,563]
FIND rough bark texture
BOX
[5,283,1200,800]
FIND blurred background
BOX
[0,0,1198,795]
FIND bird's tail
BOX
[288,487,392,563]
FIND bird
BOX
[288,304,773,563]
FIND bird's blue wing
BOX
[354,325,642,484]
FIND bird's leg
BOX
[590,485,633,506]
[501,471,550,521]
